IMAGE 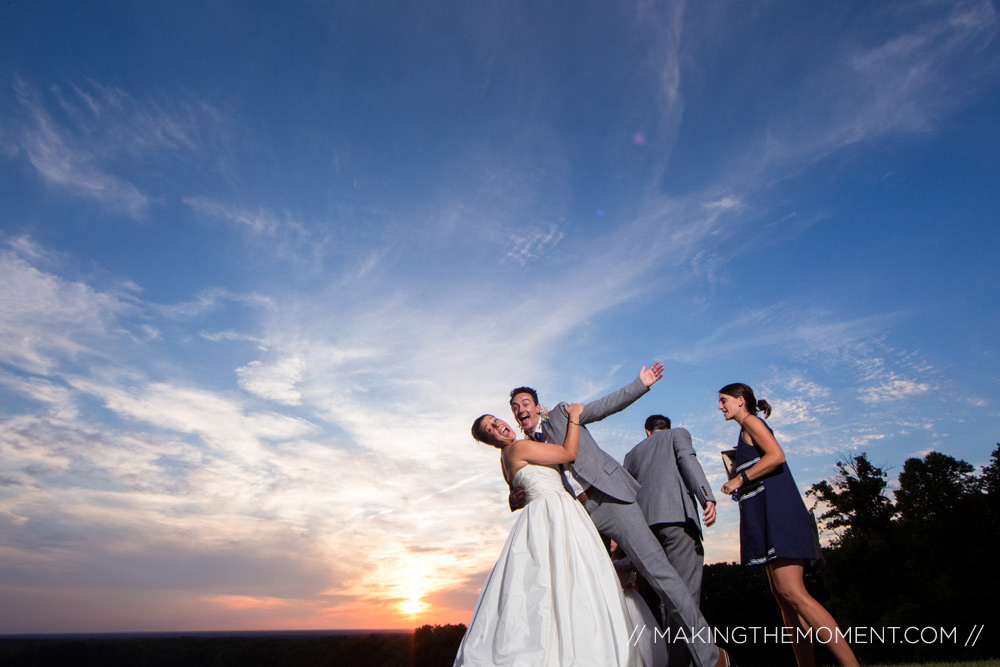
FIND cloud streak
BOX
[6,78,215,219]
[0,237,132,374]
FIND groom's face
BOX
[510,392,541,434]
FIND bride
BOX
[454,402,639,666]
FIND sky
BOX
[0,0,998,634]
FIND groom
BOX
[507,363,729,667]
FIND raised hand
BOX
[638,361,665,388]
[566,402,584,423]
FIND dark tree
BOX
[895,450,980,523]
[981,443,1000,522]
[806,453,894,542]
[804,456,901,660]
[413,624,467,667]
[803,447,999,662]
[700,562,805,666]
[885,449,994,660]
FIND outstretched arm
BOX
[578,361,664,425]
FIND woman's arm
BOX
[507,402,584,467]
[721,415,786,494]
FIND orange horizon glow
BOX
[196,591,472,633]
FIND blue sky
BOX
[1,0,998,633]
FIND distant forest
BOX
[0,625,467,667]
[2,444,996,667]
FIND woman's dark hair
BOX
[471,415,502,448]
[719,382,772,419]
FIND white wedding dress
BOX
[614,560,669,667]
[454,464,639,666]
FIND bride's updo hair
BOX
[471,415,502,448]
[719,382,772,419]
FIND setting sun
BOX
[400,598,429,615]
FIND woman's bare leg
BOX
[767,558,860,667]
[765,562,815,667]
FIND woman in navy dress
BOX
[719,383,858,667]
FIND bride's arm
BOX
[508,402,584,466]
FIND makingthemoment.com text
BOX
[627,625,985,648]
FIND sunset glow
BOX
[400,598,429,616]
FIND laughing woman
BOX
[454,402,638,667]
[718,383,859,667]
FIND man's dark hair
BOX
[509,386,539,405]
[644,414,671,432]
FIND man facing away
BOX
[507,364,730,667]
[624,414,717,666]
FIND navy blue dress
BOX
[734,419,819,567]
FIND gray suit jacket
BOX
[541,376,649,503]
[623,428,716,535]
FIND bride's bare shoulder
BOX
[501,440,536,473]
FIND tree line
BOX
[0,625,468,667]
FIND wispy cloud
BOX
[760,0,998,167]
[666,304,903,365]
[0,237,132,374]
[183,197,329,265]
[67,377,318,462]
[6,78,213,219]
[12,82,148,218]
[154,287,274,320]
[506,223,565,264]
[237,357,305,405]
[858,377,933,404]
[0,373,78,420]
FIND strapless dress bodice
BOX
[511,464,567,503]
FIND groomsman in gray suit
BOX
[507,364,730,667]
[625,414,717,666]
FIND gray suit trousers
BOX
[654,522,705,667]
[582,489,719,667]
